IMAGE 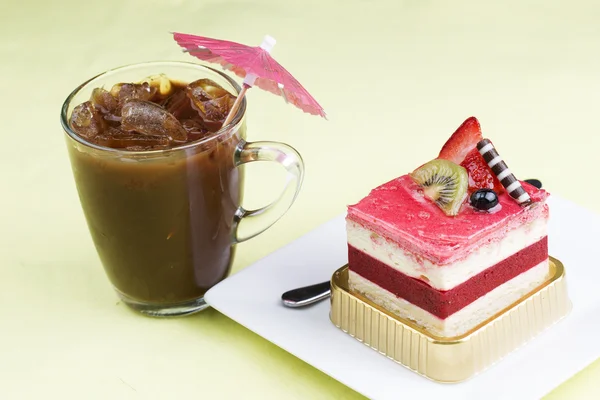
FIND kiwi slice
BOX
[409,159,468,216]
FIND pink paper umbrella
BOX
[172,33,327,126]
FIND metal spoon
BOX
[281,281,331,308]
[282,178,543,308]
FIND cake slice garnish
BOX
[409,159,468,216]
[477,139,532,206]
[469,188,499,211]
[460,148,505,194]
[438,117,504,195]
[437,116,483,164]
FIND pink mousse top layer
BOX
[347,175,549,265]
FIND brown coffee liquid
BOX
[68,76,244,304]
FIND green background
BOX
[2,0,599,398]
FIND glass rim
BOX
[60,60,247,155]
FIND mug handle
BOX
[233,140,305,243]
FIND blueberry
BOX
[524,179,542,189]
[470,189,498,211]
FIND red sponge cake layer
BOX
[348,236,548,319]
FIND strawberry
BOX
[438,117,483,164]
[460,148,505,194]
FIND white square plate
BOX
[205,196,600,400]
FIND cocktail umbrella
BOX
[172,33,327,126]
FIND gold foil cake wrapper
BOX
[329,257,572,383]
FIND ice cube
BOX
[111,82,157,104]
[90,88,118,115]
[186,79,232,101]
[162,89,195,119]
[202,95,235,128]
[181,119,211,142]
[185,79,236,130]
[69,101,106,139]
[181,119,208,134]
[120,100,187,141]
[91,127,170,149]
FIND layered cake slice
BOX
[347,117,550,337]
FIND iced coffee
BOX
[62,62,304,317]
[67,74,244,313]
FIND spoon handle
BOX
[281,281,331,308]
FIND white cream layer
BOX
[348,260,549,337]
[347,217,547,291]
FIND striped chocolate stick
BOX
[477,139,531,206]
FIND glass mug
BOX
[61,61,304,316]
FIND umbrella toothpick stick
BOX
[222,75,251,127]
